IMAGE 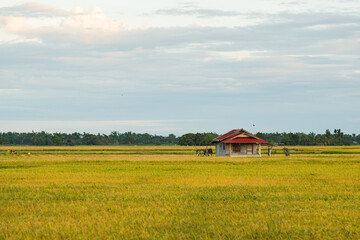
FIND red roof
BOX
[212,129,268,144]
[222,137,268,144]
[213,129,241,141]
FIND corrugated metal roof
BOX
[212,128,268,144]
[213,129,241,141]
[222,137,268,144]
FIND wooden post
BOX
[259,144,261,157]
[268,146,272,157]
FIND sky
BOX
[0,0,359,135]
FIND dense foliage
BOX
[178,133,219,146]
[0,131,178,146]
[0,129,358,146]
[257,129,359,146]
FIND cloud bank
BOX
[0,2,359,134]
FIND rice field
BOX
[0,146,359,239]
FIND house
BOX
[212,129,268,157]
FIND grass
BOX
[1,145,360,155]
[0,146,359,239]
[0,146,200,155]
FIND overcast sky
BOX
[0,0,359,135]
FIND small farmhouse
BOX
[212,129,268,157]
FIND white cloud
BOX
[0,4,127,43]
[0,2,359,134]
[0,16,32,33]
[0,3,359,51]
[0,3,72,17]
[0,88,22,93]
[62,8,125,32]
[154,5,242,18]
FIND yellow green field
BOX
[0,146,359,239]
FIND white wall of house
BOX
[215,143,226,156]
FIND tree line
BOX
[0,129,358,146]
[0,131,177,146]
[256,129,359,146]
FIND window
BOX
[232,144,241,152]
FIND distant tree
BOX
[280,134,291,145]
[178,133,196,146]
[123,132,135,145]
[356,134,360,144]
[54,136,62,146]
[325,129,331,145]
[178,132,218,146]
[82,133,98,145]
[203,133,218,145]
[167,134,177,145]
[0,130,358,146]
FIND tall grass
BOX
[1,145,360,155]
[0,149,359,239]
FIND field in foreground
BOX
[0,146,359,239]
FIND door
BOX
[246,144,253,155]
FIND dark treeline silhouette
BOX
[256,129,359,146]
[0,129,358,146]
[0,131,178,146]
[178,133,219,146]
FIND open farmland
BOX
[0,146,359,239]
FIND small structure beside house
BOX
[212,129,268,157]
[195,148,213,157]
